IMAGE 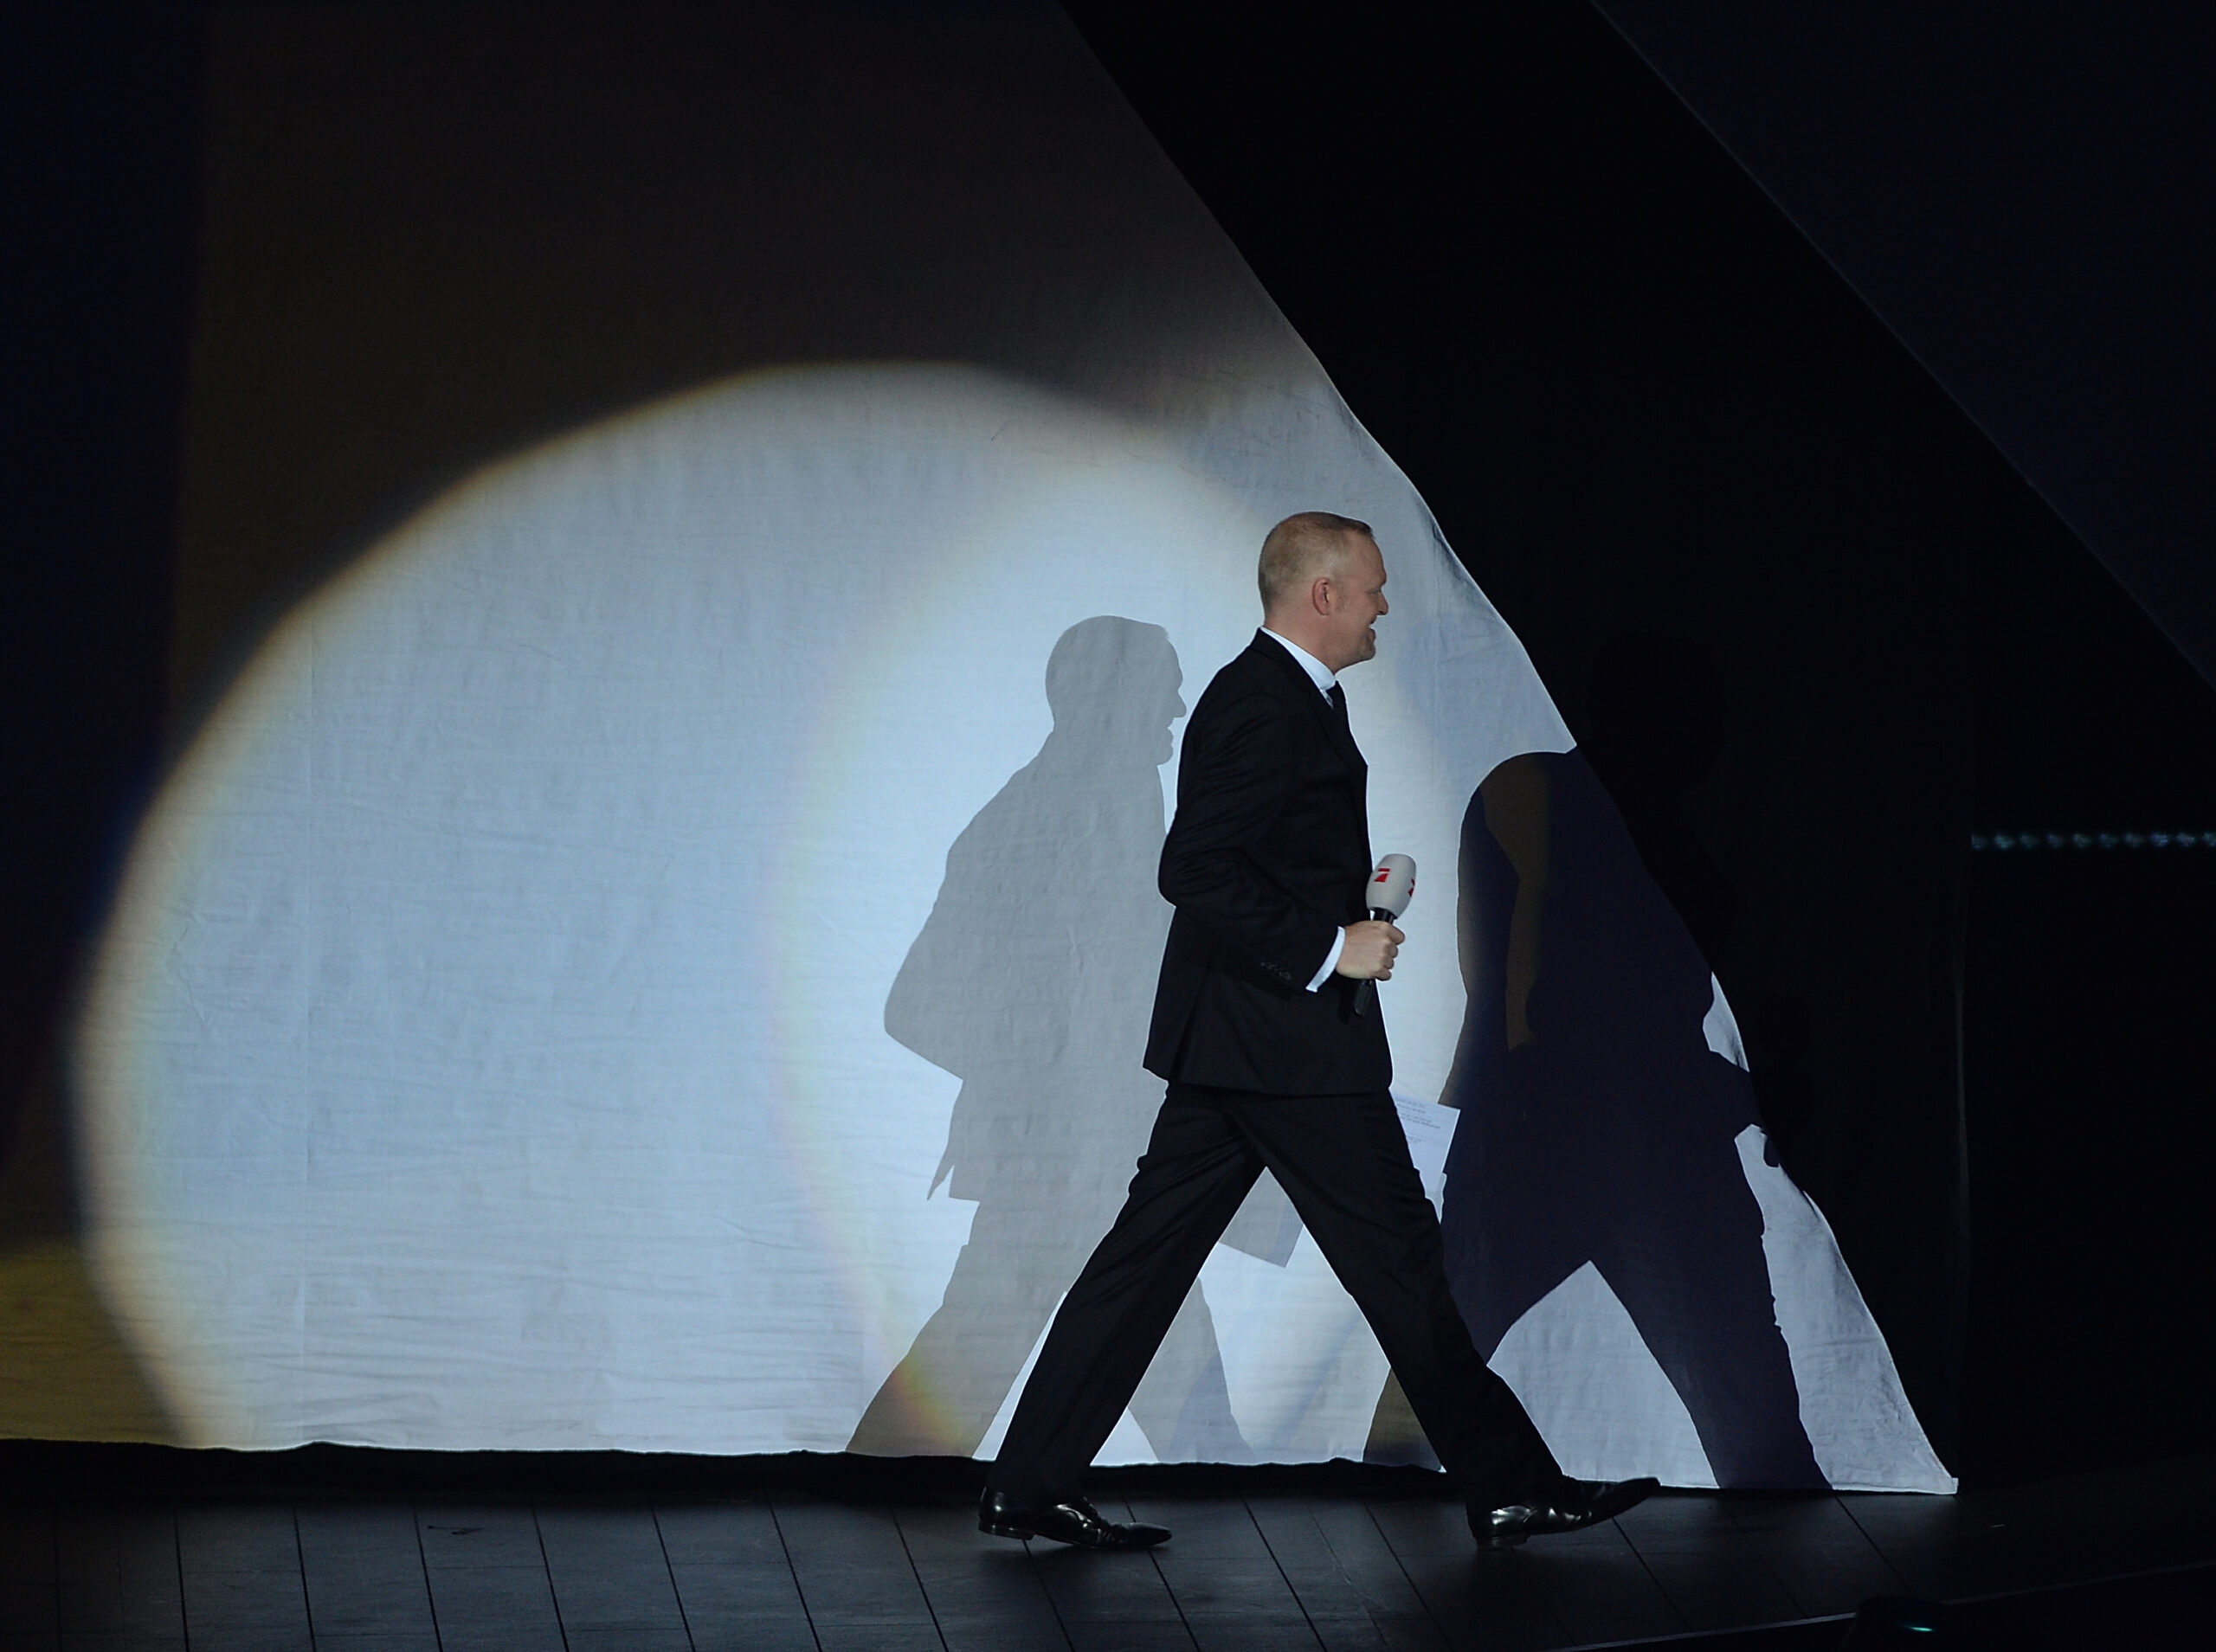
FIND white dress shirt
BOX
[1259,629,1350,992]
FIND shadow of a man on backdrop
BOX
[849,617,1253,1462]
[1364,744,1825,1488]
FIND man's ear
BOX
[1309,574,1335,615]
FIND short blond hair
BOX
[1258,511,1375,610]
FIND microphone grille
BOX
[1369,853,1416,917]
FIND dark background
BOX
[7,0,2214,1487]
[1597,1,2216,693]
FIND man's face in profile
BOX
[1324,536,1388,669]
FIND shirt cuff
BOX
[1305,928,1346,993]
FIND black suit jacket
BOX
[1143,633,1393,1094]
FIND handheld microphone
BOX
[1353,853,1415,1017]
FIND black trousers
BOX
[986,1083,1562,1507]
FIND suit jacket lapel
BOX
[1247,632,1366,774]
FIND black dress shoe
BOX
[1469,1475,1659,1549]
[978,1488,1170,1550]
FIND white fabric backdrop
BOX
[81,362,1950,1488]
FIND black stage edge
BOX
[0,1439,1454,1504]
[4,1444,2211,1648]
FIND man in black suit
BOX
[979,512,1658,1551]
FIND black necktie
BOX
[1327,682,1350,730]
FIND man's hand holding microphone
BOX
[1337,921,1403,980]
[1337,853,1414,1014]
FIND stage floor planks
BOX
[2,1456,2211,1650]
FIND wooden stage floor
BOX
[3,1454,2210,1649]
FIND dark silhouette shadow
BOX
[1364,749,1825,1488]
[1585,633,1810,1183]
[849,617,1253,1462]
